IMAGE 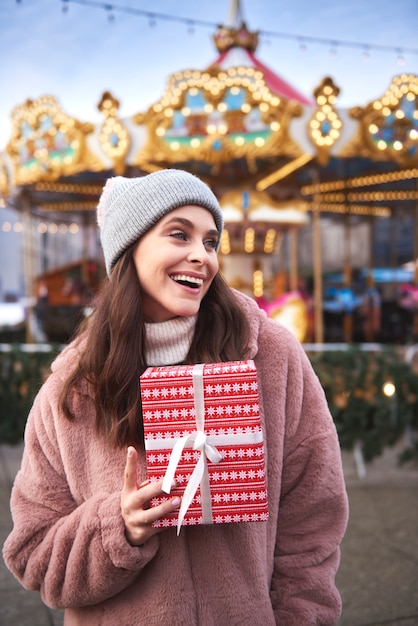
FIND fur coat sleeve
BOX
[244,295,349,624]
[2,351,160,608]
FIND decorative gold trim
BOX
[97,91,130,174]
[133,66,303,172]
[0,156,9,197]
[340,74,418,165]
[37,201,98,212]
[34,182,103,194]
[307,202,391,217]
[300,168,418,194]
[213,21,259,53]
[257,154,313,190]
[6,96,104,186]
[220,188,308,224]
[308,77,342,165]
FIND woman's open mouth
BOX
[170,274,203,289]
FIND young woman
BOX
[3,169,348,625]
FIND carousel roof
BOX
[208,0,313,107]
[209,47,313,107]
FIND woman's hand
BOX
[121,446,181,546]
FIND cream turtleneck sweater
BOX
[144,315,197,366]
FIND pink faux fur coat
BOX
[3,291,348,625]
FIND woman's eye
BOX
[205,239,218,249]
[171,231,187,241]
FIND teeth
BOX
[171,274,203,286]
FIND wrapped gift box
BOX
[140,360,268,533]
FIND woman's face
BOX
[133,205,220,322]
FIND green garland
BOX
[0,345,417,464]
[0,346,60,444]
[307,347,418,464]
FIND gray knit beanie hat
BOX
[97,169,224,275]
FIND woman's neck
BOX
[144,315,197,366]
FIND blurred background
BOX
[1,3,418,625]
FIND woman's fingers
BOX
[121,447,181,545]
[123,446,139,491]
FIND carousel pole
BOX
[343,210,353,343]
[21,191,35,343]
[289,227,298,292]
[413,183,418,339]
[311,169,324,344]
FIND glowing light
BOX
[253,270,264,297]
[244,228,255,253]
[383,382,396,397]
[220,230,230,255]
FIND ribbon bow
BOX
[161,363,223,534]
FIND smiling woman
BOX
[3,168,348,625]
[133,207,219,322]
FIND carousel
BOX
[1,0,417,344]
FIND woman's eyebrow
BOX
[163,216,194,228]
[163,216,219,236]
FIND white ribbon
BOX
[162,363,222,534]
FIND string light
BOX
[105,4,115,22]
[361,46,370,62]
[397,49,406,66]
[1,220,80,233]
[56,0,418,61]
[329,41,338,57]
[298,37,308,53]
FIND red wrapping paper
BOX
[140,360,269,532]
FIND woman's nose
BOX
[188,241,208,263]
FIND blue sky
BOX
[1,0,417,148]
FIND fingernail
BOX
[172,497,181,507]
[128,447,134,457]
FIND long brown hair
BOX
[60,245,250,448]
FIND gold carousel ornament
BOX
[133,17,306,175]
[97,91,130,175]
[342,74,418,165]
[308,76,343,165]
[6,95,103,187]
